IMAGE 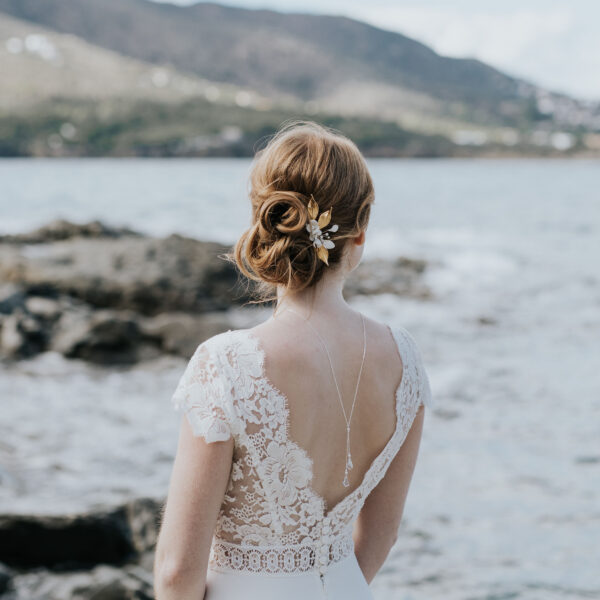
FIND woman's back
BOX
[253,310,405,513]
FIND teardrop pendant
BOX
[342,471,350,487]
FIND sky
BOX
[154,0,600,100]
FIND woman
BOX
[153,120,433,599]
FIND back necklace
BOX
[283,309,367,487]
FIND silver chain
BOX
[281,308,367,487]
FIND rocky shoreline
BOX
[0,498,161,599]
[0,219,432,598]
[0,219,431,365]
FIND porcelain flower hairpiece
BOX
[306,195,339,265]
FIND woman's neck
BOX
[274,269,352,320]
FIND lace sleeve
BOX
[171,340,234,443]
[403,328,435,410]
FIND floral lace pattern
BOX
[171,325,433,575]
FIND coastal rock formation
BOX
[0,220,243,315]
[0,498,160,570]
[0,498,161,598]
[0,220,142,245]
[137,310,236,358]
[0,220,431,364]
[9,563,154,600]
[347,256,430,299]
[0,294,241,364]
[0,565,12,595]
[50,307,163,365]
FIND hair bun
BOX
[231,120,374,298]
[234,189,317,290]
[257,191,308,238]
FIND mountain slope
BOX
[0,12,247,110]
[0,0,529,123]
[0,14,463,158]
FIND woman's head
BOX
[233,120,374,298]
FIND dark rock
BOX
[138,310,234,357]
[0,226,246,315]
[0,563,12,595]
[0,498,162,570]
[0,510,133,570]
[0,283,25,315]
[0,308,48,359]
[10,563,154,600]
[125,498,162,556]
[50,308,163,365]
[477,315,497,325]
[0,219,142,245]
[434,408,461,420]
[1,300,237,364]
[346,256,431,299]
[47,303,236,363]
[575,455,600,465]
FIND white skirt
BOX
[205,551,374,600]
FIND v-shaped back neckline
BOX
[240,323,409,520]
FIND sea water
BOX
[0,158,599,599]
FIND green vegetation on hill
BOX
[0,97,465,158]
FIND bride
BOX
[153,120,433,599]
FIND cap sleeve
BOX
[403,328,434,410]
[392,325,434,411]
[171,338,234,443]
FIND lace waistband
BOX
[209,533,355,575]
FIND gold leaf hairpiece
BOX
[306,195,339,265]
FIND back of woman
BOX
[154,120,434,600]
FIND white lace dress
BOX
[170,326,433,599]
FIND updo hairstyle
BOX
[232,120,374,297]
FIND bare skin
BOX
[153,230,425,597]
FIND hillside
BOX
[0,0,531,128]
[0,14,462,158]
[0,0,598,156]
[0,0,518,104]
[0,12,272,110]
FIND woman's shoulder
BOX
[364,315,434,408]
[190,327,249,353]
[368,316,422,358]
[359,314,416,360]
[189,327,264,373]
